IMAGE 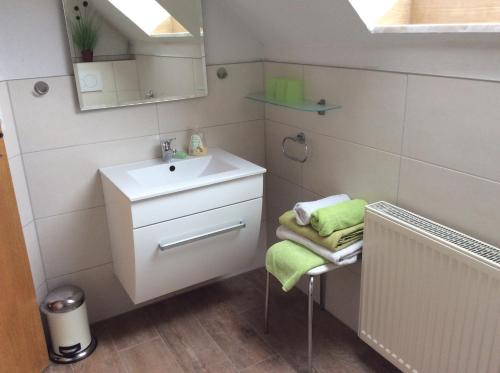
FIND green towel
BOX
[266,240,327,292]
[310,199,367,237]
[279,211,364,251]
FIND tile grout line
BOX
[396,74,410,204]
[266,117,402,158]
[6,81,51,290]
[21,118,264,156]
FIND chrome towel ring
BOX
[282,132,309,163]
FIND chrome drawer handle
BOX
[158,221,246,251]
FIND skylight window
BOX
[350,0,500,33]
[108,0,190,36]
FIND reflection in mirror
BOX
[62,0,208,111]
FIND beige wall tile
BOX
[263,61,304,80]
[204,120,266,167]
[47,264,135,323]
[8,155,33,226]
[8,76,158,153]
[304,66,406,153]
[265,120,302,184]
[157,63,264,133]
[398,158,500,248]
[403,75,500,182]
[265,174,303,245]
[37,207,112,279]
[23,135,159,218]
[303,132,400,203]
[0,81,20,158]
[113,60,140,92]
[35,282,48,304]
[23,221,45,289]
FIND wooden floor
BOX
[45,268,399,373]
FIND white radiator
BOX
[359,202,500,373]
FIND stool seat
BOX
[306,263,339,276]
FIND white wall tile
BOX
[37,207,112,279]
[23,136,159,218]
[113,60,140,92]
[0,81,20,158]
[303,132,400,203]
[8,76,158,153]
[398,158,500,248]
[265,174,303,246]
[265,66,407,154]
[403,75,500,182]
[263,61,304,80]
[265,120,302,184]
[47,264,135,323]
[23,222,45,289]
[203,120,266,166]
[8,155,33,226]
[303,66,407,153]
[157,63,264,133]
[35,282,48,305]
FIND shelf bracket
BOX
[317,99,326,115]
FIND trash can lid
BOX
[41,285,85,314]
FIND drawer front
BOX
[131,198,262,303]
[131,175,263,228]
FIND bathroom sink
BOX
[100,148,266,304]
[100,148,266,201]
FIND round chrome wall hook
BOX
[33,81,49,96]
[216,67,228,80]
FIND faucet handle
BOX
[160,137,176,149]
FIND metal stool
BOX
[264,263,339,373]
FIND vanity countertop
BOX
[100,148,266,202]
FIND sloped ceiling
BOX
[217,0,500,81]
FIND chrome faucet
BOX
[160,138,176,163]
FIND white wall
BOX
[0,82,48,304]
[0,0,263,81]
[264,62,500,331]
[221,0,500,82]
[0,0,265,323]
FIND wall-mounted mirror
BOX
[62,0,207,111]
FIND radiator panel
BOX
[359,203,500,373]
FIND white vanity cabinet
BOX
[100,149,266,304]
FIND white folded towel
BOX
[276,225,362,266]
[293,194,350,226]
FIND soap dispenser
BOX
[188,127,208,156]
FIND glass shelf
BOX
[245,93,341,114]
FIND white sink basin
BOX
[100,148,266,201]
[99,148,266,303]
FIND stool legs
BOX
[320,273,326,311]
[264,271,270,334]
[308,276,315,373]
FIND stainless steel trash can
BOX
[41,285,97,363]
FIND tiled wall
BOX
[4,62,267,322]
[264,62,500,330]
[0,81,48,304]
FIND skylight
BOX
[350,0,500,33]
[108,0,189,36]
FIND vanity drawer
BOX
[131,175,263,228]
[130,198,262,303]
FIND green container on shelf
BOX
[265,78,278,100]
[285,79,304,105]
[275,78,288,102]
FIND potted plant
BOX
[70,1,99,62]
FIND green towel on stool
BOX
[266,240,327,292]
[279,211,364,251]
[310,199,367,237]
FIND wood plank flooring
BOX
[45,268,399,373]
